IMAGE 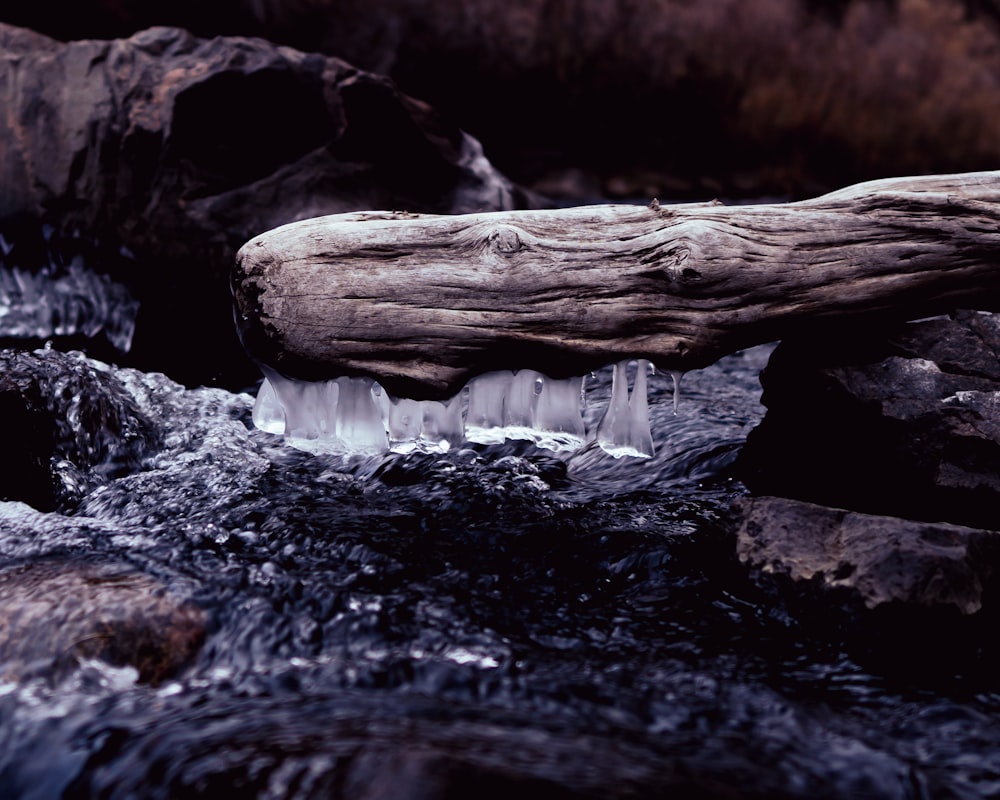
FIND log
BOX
[233,171,1000,400]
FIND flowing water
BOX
[1,341,1000,799]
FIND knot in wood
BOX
[489,226,523,254]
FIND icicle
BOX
[669,369,684,415]
[629,359,655,456]
[504,369,542,441]
[532,374,587,451]
[388,397,423,452]
[252,378,285,435]
[419,395,465,451]
[262,372,339,442]
[332,376,388,453]
[389,395,463,453]
[596,360,654,458]
[252,360,659,459]
[465,371,513,444]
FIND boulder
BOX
[4,1,1000,199]
[0,24,530,387]
[736,311,1000,530]
[0,554,205,684]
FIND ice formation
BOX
[253,359,663,459]
[255,371,388,455]
[595,360,655,458]
[465,369,587,451]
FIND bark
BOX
[233,171,1000,399]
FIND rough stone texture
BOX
[4,1,1000,199]
[0,555,206,684]
[0,23,530,388]
[735,311,1000,530]
[0,348,158,511]
[734,495,1000,614]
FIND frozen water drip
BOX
[333,377,389,453]
[253,360,658,459]
[596,360,655,458]
[503,369,543,441]
[532,374,586,451]
[252,377,285,435]
[669,369,684,415]
[465,371,514,444]
[388,395,464,453]
[465,370,587,451]
[258,372,387,455]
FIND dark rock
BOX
[732,494,1000,678]
[734,495,1000,614]
[5,2,1000,199]
[0,555,206,684]
[0,348,158,511]
[735,311,1000,530]
[0,24,531,388]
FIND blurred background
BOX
[4,0,1000,201]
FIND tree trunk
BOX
[233,171,1000,400]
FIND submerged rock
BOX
[736,311,1000,530]
[0,552,205,684]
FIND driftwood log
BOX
[233,171,1000,400]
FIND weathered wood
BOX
[233,171,1000,399]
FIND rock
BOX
[732,494,1000,676]
[734,495,1000,615]
[0,348,158,511]
[0,23,531,388]
[0,554,206,684]
[735,311,1000,530]
[5,2,1000,199]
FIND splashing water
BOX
[0,228,139,352]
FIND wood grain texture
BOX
[233,171,1000,399]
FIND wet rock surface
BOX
[0,23,531,388]
[0,552,205,684]
[736,311,1000,530]
[734,495,1000,614]
[731,312,1000,668]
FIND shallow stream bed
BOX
[1,344,999,799]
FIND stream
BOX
[0,336,999,799]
